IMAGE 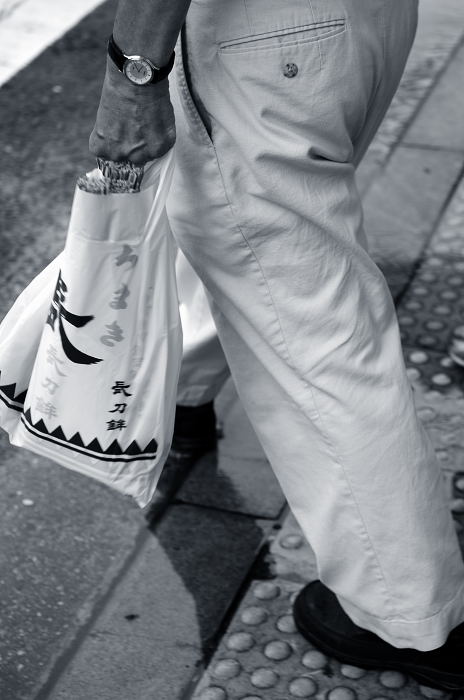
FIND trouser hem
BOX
[176,381,226,406]
[338,580,464,651]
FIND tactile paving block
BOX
[404,347,464,394]
[191,579,452,700]
[266,511,318,584]
[429,180,464,258]
[411,382,464,458]
[398,255,464,355]
[191,379,464,700]
[396,174,464,370]
[406,383,464,546]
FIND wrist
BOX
[112,30,173,70]
[105,55,171,98]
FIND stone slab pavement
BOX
[1,2,464,699]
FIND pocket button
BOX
[283,62,298,78]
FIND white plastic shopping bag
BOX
[0,148,182,508]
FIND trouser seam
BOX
[205,159,294,364]
[175,67,292,364]
[176,24,298,360]
[301,366,396,620]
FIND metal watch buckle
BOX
[123,54,160,72]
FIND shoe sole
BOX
[293,598,464,692]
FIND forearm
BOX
[113,0,192,67]
[90,0,184,163]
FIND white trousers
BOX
[166,0,464,650]
[176,251,229,405]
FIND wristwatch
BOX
[108,34,175,86]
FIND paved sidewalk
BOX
[41,6,464,700]
[1,2,464,700]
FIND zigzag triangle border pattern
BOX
[0,370,158,463]
[20,408,158,463]
[0,370,28,412]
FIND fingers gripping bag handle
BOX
[0,147,183,508]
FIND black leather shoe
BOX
[293,580,464,692]
[170,401,218,462]
[143,402,219,519]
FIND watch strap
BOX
[107,34,175,83]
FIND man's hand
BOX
[89,58,176,165]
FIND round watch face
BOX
[124,58,154,85]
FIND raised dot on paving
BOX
[440,289,458,300]
[288,676,318,697]
[440,434,457,447]
[340,664,366,679]
[241,606,268,626]
[213,659,242,680]
[250,668,279,689]
[433,305,452,315]
[425,320,445,331]
[455,476,464,492]
[419,271,437,282]
[254,581,281,600]
[411,286,428,296]
[448,413,461,424]
[405,300,423,310]
[327,687,357,700]
[439,228,455,238]
[276,614,297,633]
[417,407,437,421]
[264,640,293,661]
[406,368,421,381]
[280,534,304,549]
[440,357,455,368]
[409,351,429,365]
[226,632,255,652]
[197,688,227,700]
[419,684,448,698]
[452,325,464,338]
[398,315,414,326]
[431,374,452,386]
[379,670,407,689]
[239,696,262,700]
[301,650,327,670]
[417,335,438,347]
[434,243,453,255]
[451,498,464,514]
[436,449,450,463]
[448,276,464,286]
[425,390,442,401]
